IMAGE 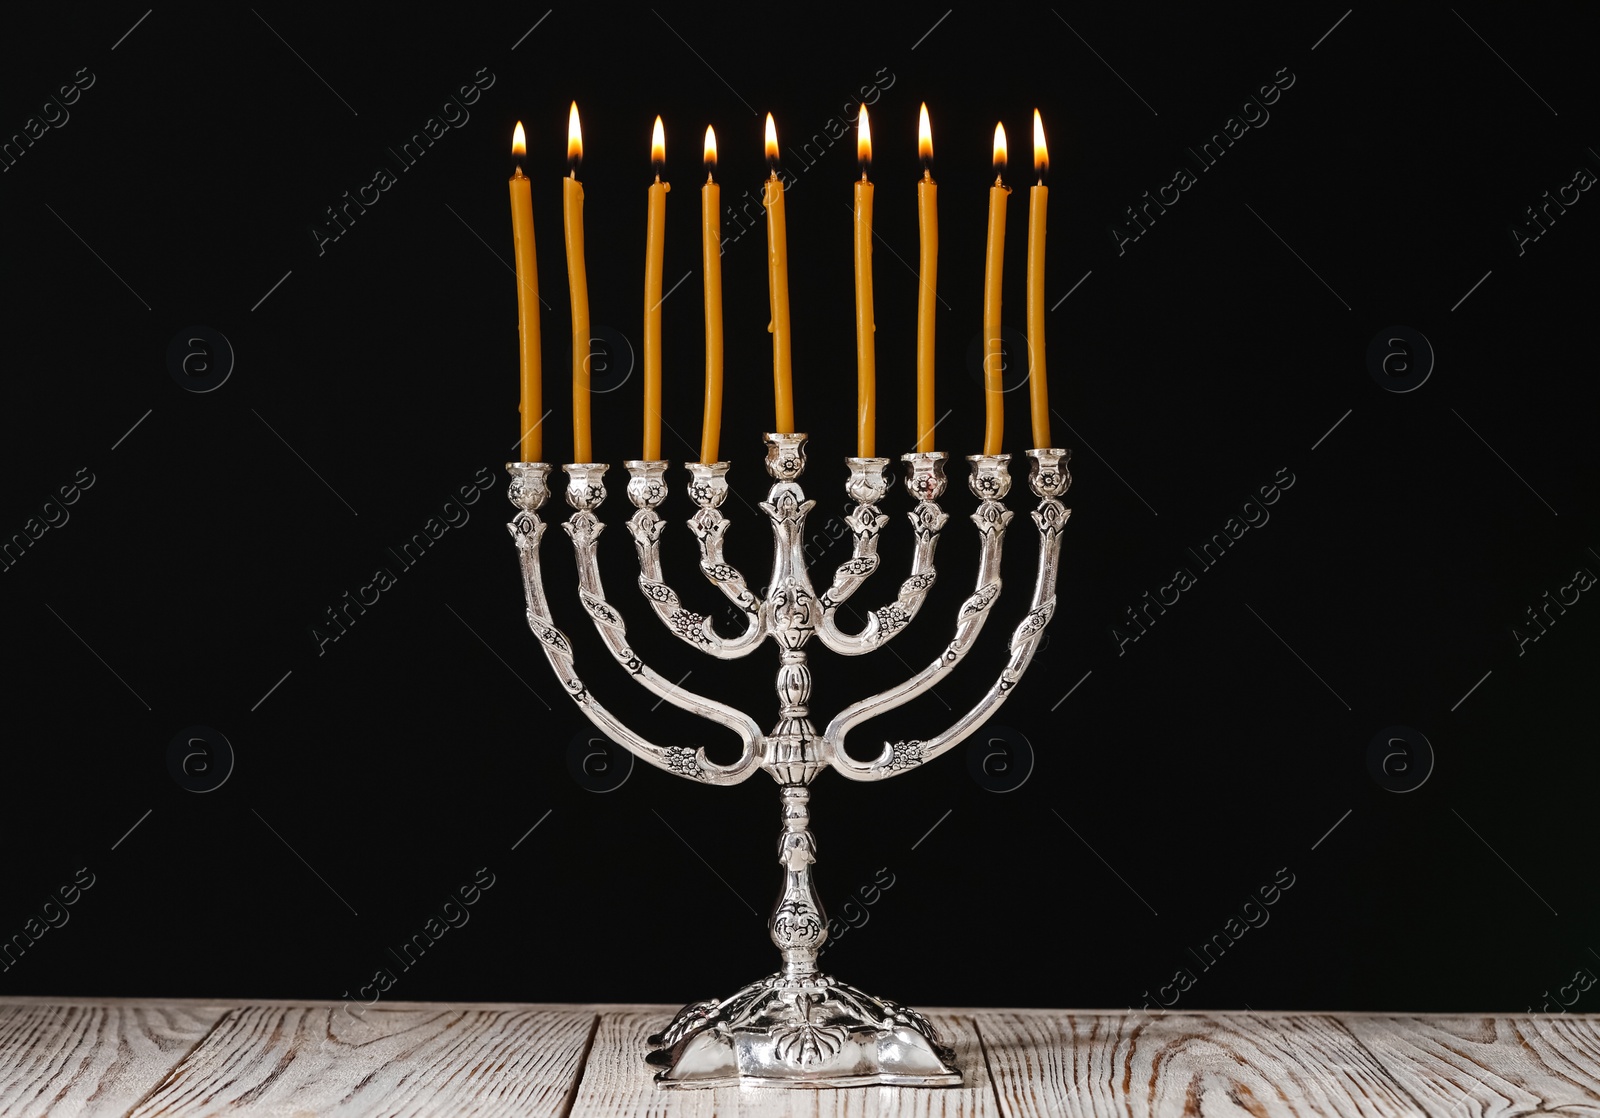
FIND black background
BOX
[2,5,1596,1016]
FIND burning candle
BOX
[916,103,938,453]
[763,113,795,434]
[853,105,875,458]
[982,122,1010,457]
[509,122,542,462]
[563,102,592,464]
[700,126,724,463]
[643,115,668,461]
[1027,109,1051,450]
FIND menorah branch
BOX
[625,460,768,658]
[829,449,1070,781]
[506,463,763,787]
[812,456,890,609]
[825,454,1012,777]
[812,452,949,656]
[562,462,767,758]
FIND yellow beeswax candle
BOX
[700,126,724,463]
[643,115,668,461]
[1027,109,1051,450]
[916,103,938,453]
[983,122,1010,457]
[853,105,875,458]
[564,102,592,464]
[509,122,542,462]
[763,113,794,434]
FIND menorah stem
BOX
[772,784,826,980]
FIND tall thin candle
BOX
[763,113,795,434]
[700,127,724,463]
[853,105,875,458]
[916,103,938,453]
[509,122,542,462]
[643,115,668,461]
[564,102,592,463]
[983,123,1010,456]
[1027,109,1051,450]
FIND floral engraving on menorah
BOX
[506,431,1070,1088]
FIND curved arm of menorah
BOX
[810,457,891,610]
[505,464,762,787]
[823,455,1011,768]
[620,461,766,659]
[560,465,767,761]
[812,453,949,657]
[828,451,1072,782]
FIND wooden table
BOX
[4,997,1598,1116]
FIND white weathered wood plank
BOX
[568,1009,994,1117]
[4,999,1597,1117]
[974,1010,1478,1117]
[0,1000,229,1118]
[124,1003,595,1118]
[1343,1014,1600,1117]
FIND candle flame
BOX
[512,121,526,160]
[567,101,582,169]
[857,104,871,172]
[993,122,1007,178]
[1033,109,1048,179]
[651,115,665,170]
[765,112,779,169]
[704,125,717,177]
[918,102,933,166]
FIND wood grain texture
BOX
[568,1009,994,1117]
[3,1000,1599,1116]
[124,1003,595,1118]
[1344,1014,1600,1117]
[973,1010,1600,1118]
[0,1001,228,1118]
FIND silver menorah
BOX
[505,432,1070,1088]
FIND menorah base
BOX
[645,970,962,1089]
